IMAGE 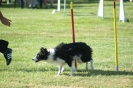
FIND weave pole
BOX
[70,2,77,69]
[113,1,118,71]
[70,2,75,43]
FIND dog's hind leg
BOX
[86,60,94,71]
[57,65,64,76]
[90,60,94,70]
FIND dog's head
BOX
[32,47,50,62]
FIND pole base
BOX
[116,66,118,71]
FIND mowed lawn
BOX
[0,1,133,88]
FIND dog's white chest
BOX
[45,57,65,66]
[46,49,66,65]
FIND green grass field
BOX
[0,1,133,88]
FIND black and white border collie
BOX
[32,42,94,76]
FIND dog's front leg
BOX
[57,65,64,76]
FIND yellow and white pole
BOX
[113,1,118,71]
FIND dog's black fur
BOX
[32,42,93,75]
[54,42,93,66]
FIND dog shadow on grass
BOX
[73,69,133,77]
[6,67,133,77]
[16,67,57,73]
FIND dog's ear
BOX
[40,47,46,53]
[44,48,50,55]
[40,47,49,55]
[40,47,45,51]
[44,48,47,51]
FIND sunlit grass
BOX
[0,1,133,88]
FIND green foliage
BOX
[0,1,133,88]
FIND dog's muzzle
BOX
[32,57,38,62]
